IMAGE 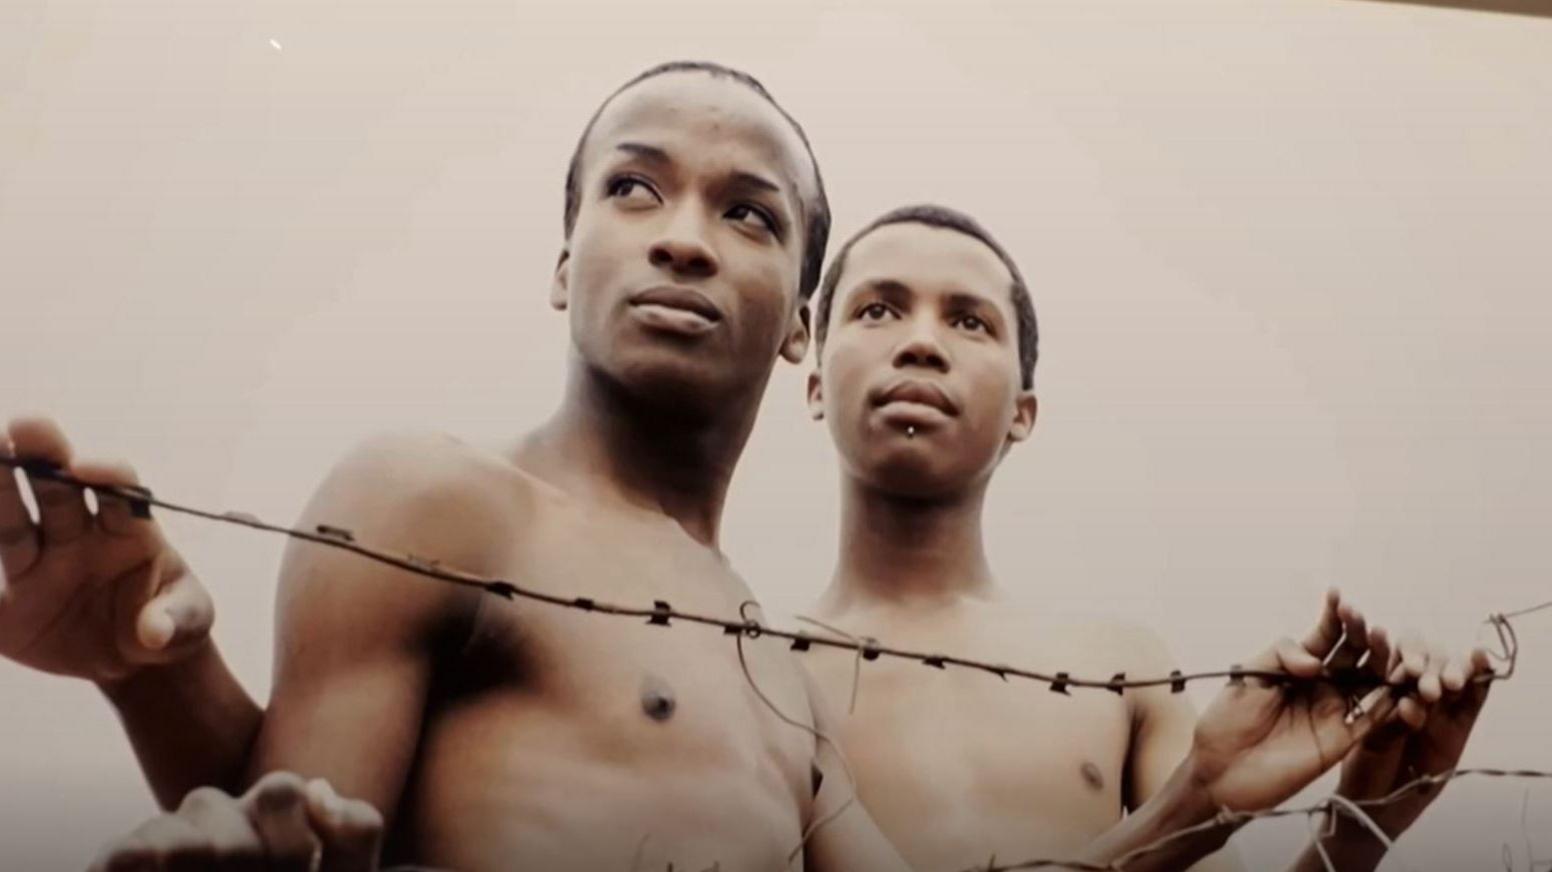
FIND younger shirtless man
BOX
[800,204,1494,870]
[0,61,910,872]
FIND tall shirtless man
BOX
[0,61,913,872]
[8,72,1409,871]
[799,204,1493,870]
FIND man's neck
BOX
[515,358,766,549]
[821,475,1000,612]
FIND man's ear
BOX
[549,248,571,311]
[1006,391,1038,444]
[780,304,811,364]
[806,369,824,421]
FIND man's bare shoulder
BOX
[310,430,557,560]
[275,430,561,624]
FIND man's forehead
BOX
[840,223,1017,309]
[582,73,815,206]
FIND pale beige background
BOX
[2,0,1549,868]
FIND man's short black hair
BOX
[812,204,1039,389]
[562,61,831,300]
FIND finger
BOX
[126,813,214,872]
[1322,681,1399,758]
[89,833,159,872]
[1398,630,1428,679]
[73,458,157,540]
[111,553,166,660]
[9,417,92,548]
[1451,647,1494,716]
[1441,650,1469,694]
[304,780,384,872]
[134,569,213,655]
[178,786,264,872]
[1299,588,1345,659]
[1327,599,1370,671]
[1271,635,1323,679]
[1364,625,1392,680]
[242,772,322,872]
[1465,646,1494,688]
[1417,644,1446,704]
[1242,634,1321,678]
[1398,695,1427,730]
[0,436,40,577]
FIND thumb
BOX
[133,575,213,655]
[305,780,384,872]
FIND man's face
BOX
[810,223,1036,497]
[554,73,815,414]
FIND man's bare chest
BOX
[430,515,819,793]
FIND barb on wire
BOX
[0,457,1529,700]
[796,614,873,714]
[964,768,1552,872]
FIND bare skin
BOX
[800,219,1492,871]
[804,595,1187,868]
[2,69,908,872]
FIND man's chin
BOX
[862,456,968,501]
[602,354,740,421]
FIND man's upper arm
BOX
[245,432,494,820]
[1125,628,1245,872]
[1126,627,1198,809]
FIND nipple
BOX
[1080,761,1105,792]
[641,674,677,722]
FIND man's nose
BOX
[892,320,950,373]
[648,205,719,279]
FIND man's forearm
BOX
[1076,755,1241,872]
[99,639,263,809]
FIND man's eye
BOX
[606,176,659,203]
[859,303,894,321]
[727,204,777,233]
[955,314,989,333]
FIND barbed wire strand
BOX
[963,767,1552,872]
[2,458,1523,700]
[5,458,1550,872]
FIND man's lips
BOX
[628,286,723,322]
[870,380,959,416]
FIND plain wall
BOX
[2,0,1549,868]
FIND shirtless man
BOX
[7,75,1433,870]
[798,203,1494,871]
[0,61,910,872]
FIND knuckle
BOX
[98,838,155,870]
[336,800,384,839]
[209,837,265,863]
[252,771,308,809]
[179,785,234,813]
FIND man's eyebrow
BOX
[842,278,911,307]
[615,141,671,164]
[728,170,782,196]
[944,291,1003,312]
